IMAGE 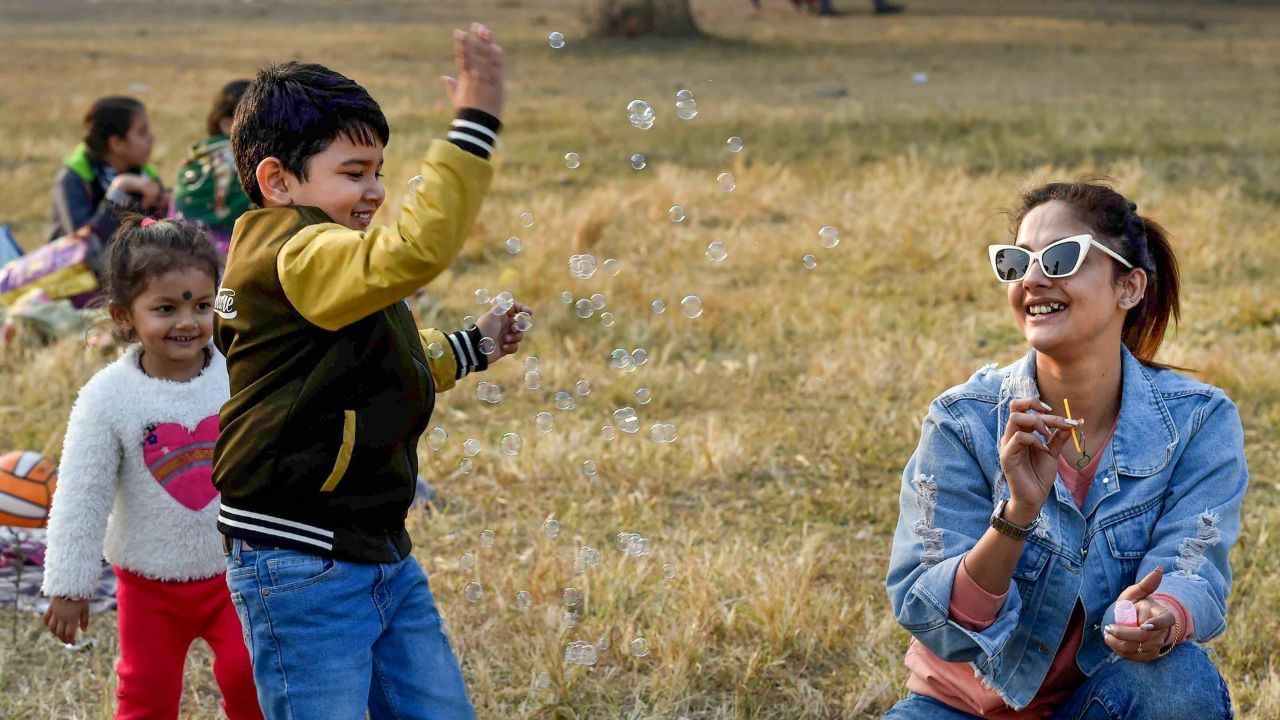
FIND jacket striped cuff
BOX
[447,109,501,159]
[446,326,488,380]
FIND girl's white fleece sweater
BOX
[41,344,228,599]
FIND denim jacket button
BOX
[1036,642,1050,653]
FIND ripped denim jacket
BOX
[885,345,1248,710]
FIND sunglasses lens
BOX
[993,248,1030,281]
[1041,241,1083,277]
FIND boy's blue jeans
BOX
[224,538,475,720]
[883,642,1232,720]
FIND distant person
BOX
[49,96,168,244]
[42,215,261,720]
[750,0,904,14]
[173,80,253,254]
[884,180,1244,718]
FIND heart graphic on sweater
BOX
[142,415,220,511]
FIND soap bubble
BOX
[705,241,727,262]
[563,151,580,169]
[427,427,448,451]
[663,563,677,579]
[632,348,648,366]
[611,348,632,368]
[459,553,475,572]
[561,291,573,304]
[575,299,594,319]
[680,295,703,319]
[408,175,425,193]
[578,546,602,567]
[627,535,652,557]
[501,433,522,456]
[651,300,666,315]
[493,290,514,313]
[676,89,694,101]
[590,293,606,309]
[569,254,598,280]
[630,153,647,170]
[615,532,637,551]
[464,582,483,603]
[603,258,621,276]
[668,205,686,223]
[463,439,481,457]
[536,411,555,433]
[597,634,611,651]
[581,459,599,477]
[912,71,929,84]
[535,672,551,689]
[717,172,735,192]
[548,31,566,49]
[675,97,698,120]
[555,392,576,411]
[727,136,744,153]
[602,425,617,441]
[475,381,503,404]
[818,225,840,248]
[636,387,652,405]
[458,457,474,475]
[803,254,818,270]
[505,236,522,254]
[519,211,535,228]
[600,311,615,327]
[480,529,495,547]
[562,587,580,607]
[630,637,650,657]
[650,423,673,444]
[515,591,532,611]
[478,337,497,356]
[564,640,598,666]
[524,356,539,372]
[524,371,543,390]
[513,311,533,332]
[575,380,592,396]
[427,342,445,359]
[627,99,655,129]
[543,518,561,538]
[462,315,477,329]
[474,288,490,304]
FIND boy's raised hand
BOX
[475,302,530,365]
[440,22,505,120]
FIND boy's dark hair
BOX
[83,96,145,161]
[103,215,223,343]
[207,79,252,137]
[231,61,390,207]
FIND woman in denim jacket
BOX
[885,180,1246,719]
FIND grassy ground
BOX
[2,0,1279,717]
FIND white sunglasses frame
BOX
[987,234,1134,284]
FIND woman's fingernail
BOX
[1039,402,1052,411]
[1141,623,1155,631]
[1065,418,1080,426]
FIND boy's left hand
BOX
[475,302,530,365]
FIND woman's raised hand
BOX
[999,396,1080,526]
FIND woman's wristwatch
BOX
[990,499,1040,540]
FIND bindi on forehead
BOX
[182,291,192,300]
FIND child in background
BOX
[174,80,254,254]
[215,22,517,719]
[50,97,168,244]
[42,216,261,720]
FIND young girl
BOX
[885,180,1245,719]
[50,96,168,244]
[41,216,261,720]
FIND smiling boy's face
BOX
[275,135,386,231]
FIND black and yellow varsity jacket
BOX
[214,124,498,563]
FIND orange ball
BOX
[0,451,59,528]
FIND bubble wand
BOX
[1062,398,1090,469]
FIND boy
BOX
[213,24,517,719]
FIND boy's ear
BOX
[256,157,293,206]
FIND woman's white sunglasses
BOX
[988,234,1133,283]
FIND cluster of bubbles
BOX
[675,89,698,120]
[804,226,841,268]
[617,531,653,557]
[475,381,503,404]
[649,423,678,445]
[612,407,641,434]
[569,254,598,280]
[564,640,599,666]
[627,99,655,130]
[610,347,649,371]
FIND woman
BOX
[884,179,1246,719]
[49,96,166,244]
[173,79,253,254]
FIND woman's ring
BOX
[1137,643,1145,655]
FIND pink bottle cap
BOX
[1114,600,1139,627]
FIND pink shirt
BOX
[904,428,1193,717]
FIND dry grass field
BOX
[1,0,1279,717]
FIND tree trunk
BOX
[588,0,701,38]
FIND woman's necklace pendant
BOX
[1075,452,1091,469]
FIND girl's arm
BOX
[40,380,122,601]
[51,171,115,240]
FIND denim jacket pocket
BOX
[1013,538,1051,581]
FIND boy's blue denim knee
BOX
[224,538,474,720]
[884,644,1232,720]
